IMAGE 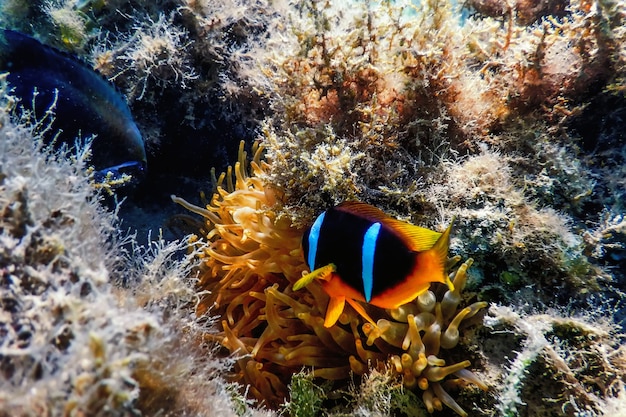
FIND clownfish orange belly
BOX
[294,201,455,328]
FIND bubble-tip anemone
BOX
[173,142,488,415]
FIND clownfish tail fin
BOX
[293,263,336,291]
[430,218,455,291]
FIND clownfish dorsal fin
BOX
[336,201,446,252]
[335,201,390,222]
[386,220,443,252]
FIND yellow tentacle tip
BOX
[445,274,455,292]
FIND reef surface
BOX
[0,1,625,416]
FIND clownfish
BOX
[294,201,454,328]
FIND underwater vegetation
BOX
[1,0,626,416]
[480,305,626,417]
[0,28,146,184]
[245,0,626,310]
[0,86,271,416]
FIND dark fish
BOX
[0,28,146,183]
[294,201,454,327]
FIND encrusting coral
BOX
[173,142,488,415]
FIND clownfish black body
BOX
[294,201,454,328]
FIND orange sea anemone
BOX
[172,142,488,415]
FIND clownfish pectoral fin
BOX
[345,298,378,328]
[324,296,346,327]
[293,263,337,291]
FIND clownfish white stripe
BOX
[362,222,381,302]
[308,212,326,270]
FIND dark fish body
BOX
[296,201,454,327]
[304,205,417,301]
[0,28,146,181]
